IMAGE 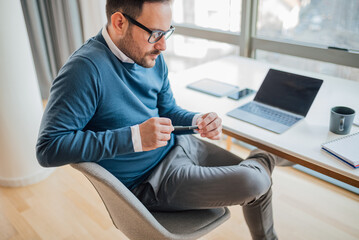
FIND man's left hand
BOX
[196,112,222,140]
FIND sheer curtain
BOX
[78,0,107,41]
[21,0,106,99]
[21,0,83,99]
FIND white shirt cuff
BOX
[192,113,203,126]
[131,125,143,152]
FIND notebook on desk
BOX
[321,132,359,168]
[227,69,323,134]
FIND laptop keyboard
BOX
[240,102,301,126]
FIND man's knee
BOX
[235,162,272,204]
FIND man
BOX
[36,0,291,239]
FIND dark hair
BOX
[106,0,171,24]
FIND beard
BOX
[117,27,161,68]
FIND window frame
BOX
[172,0,359,69]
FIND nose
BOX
[154,36,167,52]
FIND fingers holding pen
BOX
[196,112,222,139]
[139,117,174,151]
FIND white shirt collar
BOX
[101,25,134,63]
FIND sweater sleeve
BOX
[36,57,134,167]
[157,58,197,126]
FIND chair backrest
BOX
[71,162,230,240]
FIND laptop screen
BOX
[254,69,323,116]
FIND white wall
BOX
[0,0,53,186]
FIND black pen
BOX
[173,125,199,131]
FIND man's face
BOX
[117,2,172,68]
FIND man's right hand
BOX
[139,117,174,151]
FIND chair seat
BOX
[152,208,230,235]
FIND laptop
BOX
[227,69,323,134]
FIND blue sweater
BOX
[36,31,196,189]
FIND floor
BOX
[0,137,358,240]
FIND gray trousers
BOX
[132,135,280,240]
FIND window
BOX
[163,35,239,73]
[173,0,242,33]
[168,0,358,81]
[256,0,359,50]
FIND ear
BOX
[110,12,128,36]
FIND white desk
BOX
[169,56,359,187]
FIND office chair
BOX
[71,162,230,240]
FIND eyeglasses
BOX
[122,13,175,44]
